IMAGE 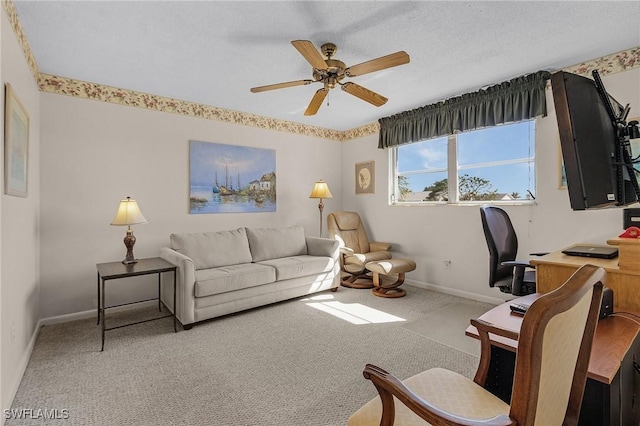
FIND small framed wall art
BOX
[4,83,29,197]
[355,161,375,194]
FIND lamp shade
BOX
[309,180,333,199]
[110,197,148,226]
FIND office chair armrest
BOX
[502,261,536,296]
[501,260,531,269]
[362,364,515,426]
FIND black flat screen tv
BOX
[551,71,637,210]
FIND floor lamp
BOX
[309,180,333,237]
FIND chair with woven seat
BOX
[348,263,605,425]
[327,211,393,288]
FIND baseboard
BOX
[40,300,157,326]
[3,318,43,425]
[405,279,504,305]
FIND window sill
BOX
[390,201,537,207]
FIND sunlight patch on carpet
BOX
[305,300,406,324]
[402,303,493,356]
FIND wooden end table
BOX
[97,257,177,351]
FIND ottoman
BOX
[365,258,416,298]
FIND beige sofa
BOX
[160,225,340,329]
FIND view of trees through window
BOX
[392,120,535,204]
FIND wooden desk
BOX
[530,245,640,312]
[466,294,640,425]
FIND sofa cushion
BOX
[257,255,335,281]
[194,263,276,297]
[246,226,308,262]
[170,228,252,270]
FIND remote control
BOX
[509,302,530,315]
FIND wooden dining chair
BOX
[348,264,605,425]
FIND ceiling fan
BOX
[250,40,410,116]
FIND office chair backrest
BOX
[509,264,604,425]
[480,206,518,288]
[327,211,371,253]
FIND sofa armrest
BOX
[306,236,339,259]
[160,247,196,326]
[370,241,392,252]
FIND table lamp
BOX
[111,196,148,264]
[309,180,332,237]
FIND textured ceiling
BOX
[12,1,640,131]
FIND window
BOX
[391,120,535,204]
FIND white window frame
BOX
[389,120,536,206]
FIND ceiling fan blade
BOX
[250,79,315,93]
[291,40,328,70]
[341,82,388,107]
[304,88,329,116]
[345,51,410,77]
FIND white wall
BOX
[341,69,640,303]
[38,67,640,318]
[0,8,41,414]
[39,94,342,319]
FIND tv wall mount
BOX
[592,70,640,206]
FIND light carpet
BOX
[401,302,496,357]
[8,286,492,425]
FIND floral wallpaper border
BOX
[38,74,347,141]
[564,47,640,77]
[2,0,39,82]
[4,0,639,141]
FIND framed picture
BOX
[4,83,30,197]
[355,161,375,194]
[189,140,276,214]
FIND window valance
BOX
[378,70,551,149]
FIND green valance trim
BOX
[378,70,551,149]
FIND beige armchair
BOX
[348,264,605,425]
[327,211,392,288]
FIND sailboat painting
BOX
[189,140,276,214]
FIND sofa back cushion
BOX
[170,228,252,270]
[246,225,308,262]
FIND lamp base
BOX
[122,228,138,265]
[318,199,324,238]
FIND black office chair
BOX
[480,206,536,296]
